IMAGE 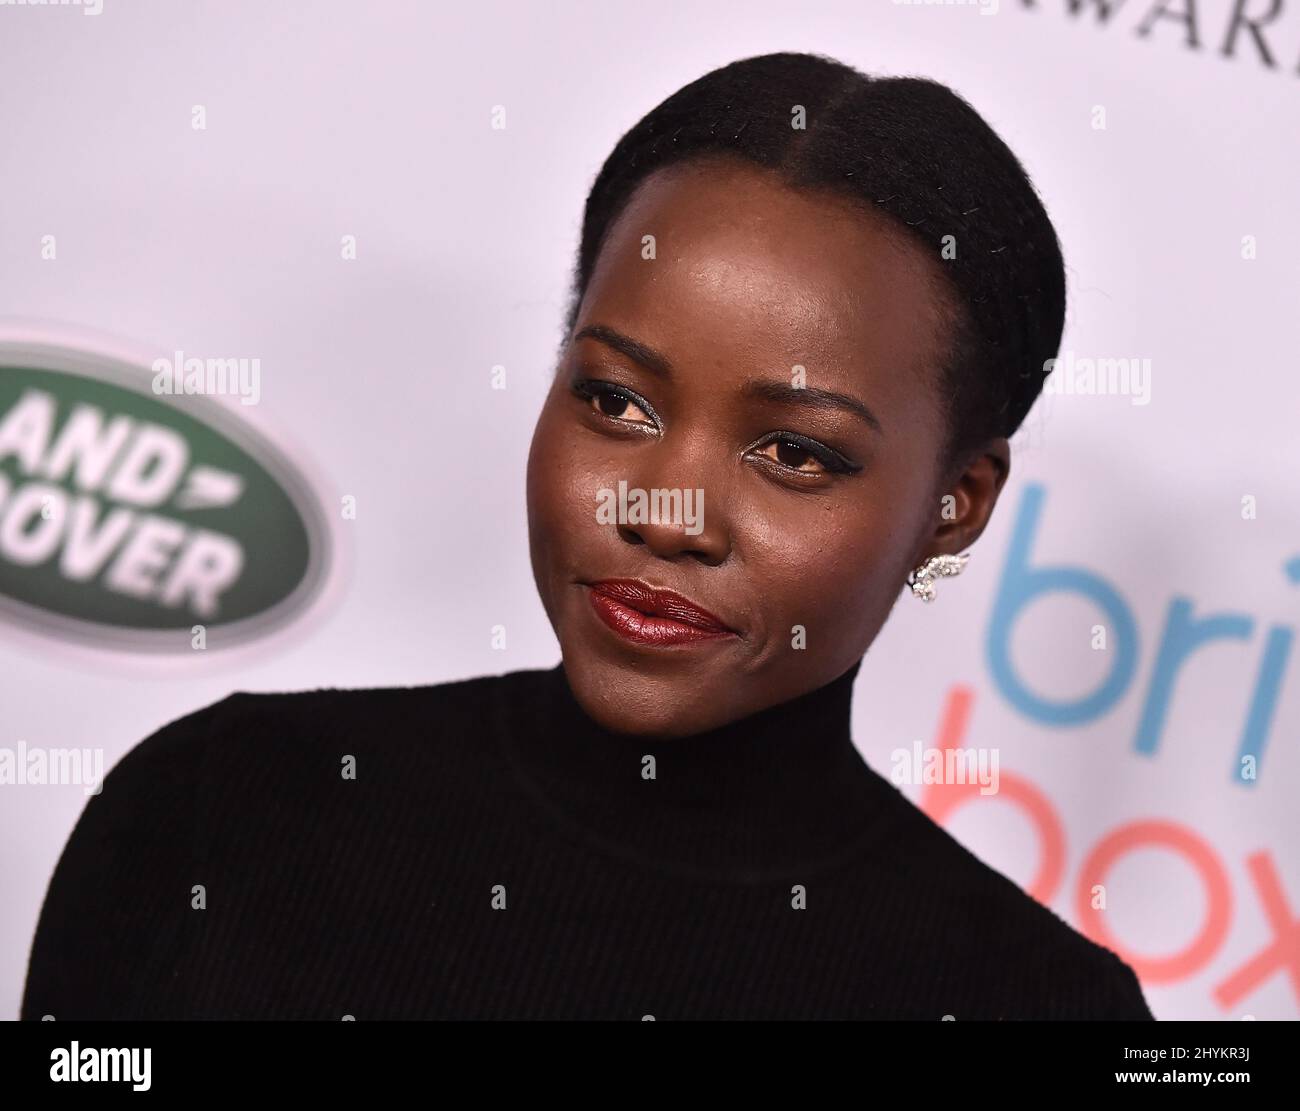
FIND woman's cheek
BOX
[773,513,895,651]
[526,409,576,580]
[530,421,607,569]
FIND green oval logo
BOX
[0,342,330,650]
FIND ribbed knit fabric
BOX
[21,660,1155,1020]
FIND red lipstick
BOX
[586,579,738,647]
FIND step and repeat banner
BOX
[1,0,1297,1021]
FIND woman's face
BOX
[527,157,1007,737]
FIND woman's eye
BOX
[756,438,828,474]
[580,384,655,426]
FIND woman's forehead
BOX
[579,162,950,404]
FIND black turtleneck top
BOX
[21,660,1154,1020]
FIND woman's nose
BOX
[615,505,729,565]
[610,445,731,565]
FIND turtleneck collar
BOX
[492,657,902,883]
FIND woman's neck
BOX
[492,657,902,882]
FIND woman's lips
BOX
[585,579,739,647]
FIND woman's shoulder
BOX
[41,666,549,875]
[93,664,560,802]
[118,666,545,769]
[849,790,1155,1019]
[21,667,545,1018]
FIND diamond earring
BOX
[907,552,970,603]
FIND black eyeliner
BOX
[570,378,663,429]
[751,430,863,475]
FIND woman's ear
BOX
[912,436,1011,566]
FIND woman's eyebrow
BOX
[574,324,673,379]
[574,323,883,434]
[742,380,884,435]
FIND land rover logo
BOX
[0,342,330,650]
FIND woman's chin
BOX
[558,655,732,739]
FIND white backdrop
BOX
[2,0,1298,1021]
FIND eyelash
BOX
[747,430,862,476]
[570,378,862,478]
[572,379,662,430]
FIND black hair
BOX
[562,51,1066,468]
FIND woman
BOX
[22,51,1154,1020]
